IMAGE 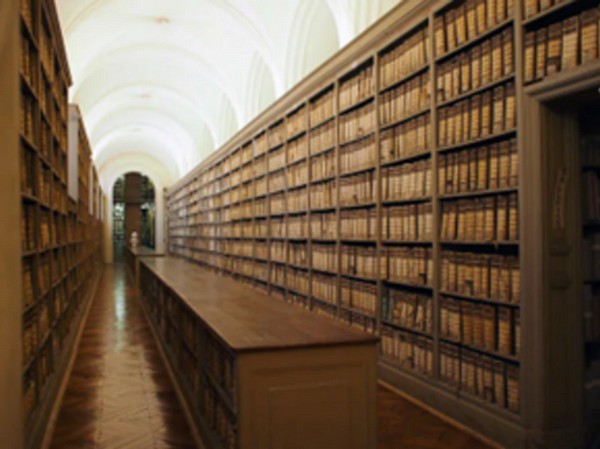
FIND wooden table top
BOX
[127,246,164,257]
[140,257,379,353]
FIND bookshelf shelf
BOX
[436,75,517,109]
[380,109,430,132]
[439,187,518,200]
[437,129,518,153]
[522,0,579,27]
[435,18,514,64]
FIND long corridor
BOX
[49,265,196,449]
[49,264,493,449]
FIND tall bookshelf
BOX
[18,1,104,448]
[166,1,600,447]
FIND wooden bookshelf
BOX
[138,256,378,449]
[17,1,104,448]
[162,0,600,447]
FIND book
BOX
[561,16,579,71]
[546,23,562,75]
[581,9,599,64]
[524,32,536,83]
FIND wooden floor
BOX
[49,264,494,449]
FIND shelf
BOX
[381,321,432,338]
[440,336,519,364]
[310,115,335,131]
[437,129,517,153]
[382,196,432,206]
[380,109,431,132]
[382,240,433,246]
[339,132,376,148]
[310,145,336,158]
[522,0,578,27]
[340,238,377,244]
[439,290,520,309]
[287,155,308,167]
[435,18,514,64]
[310,174,337,184]
[436,74,516,109]
[439,187,518,201]
[440,240,520,248]
[381,151,431,168]
[383,280,433,291]
[287,129,307,143]
[338,95,375,116]
[339,165,376,178]
[340,306,377,321]
[341,273,379,283]
[379,63,430,94]
[340,202,376,210]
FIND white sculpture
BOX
[130,231,139,249]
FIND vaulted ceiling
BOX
[57,0,401,191]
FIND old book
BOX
[498,307,511,355]
[447,9,457,51]
[525,0,539,19]
[514,309,521,355]
[495,0,506,23]
[507,365,519,413]
[470,95,482,140]
[508,193,518,241]
[509,139,518,187]
[561,16,579,71]
[459,151,470,192]
[505,82,516,130]
[524,31,536,83]
[471,45,482,89]
[482,305,496,351]
[456,4,468,46]
[469,150,478,191]
[492,85,506,134]
[496,195,508,241]
[493,361,506,407]
[461,101,470,142]
[503,28,514,76]
[581,9,600,64]
[487,0,497,28]
[498,140,511,188]
[477,146,489,190]
[481,91,492,137]
[467,0,477,40]
[492,33,503,81]
[435,15,447,56]
[476,0,487,34]
[535,28,548,81]
[461,53,471,94]
[481,39,492,85]
[510,257,520,303]
[484,196,497,241]
[547,23,562,75]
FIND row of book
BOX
[289,267,311,296]
[339,102,376,145]
[524,7,599,84]
[20,94,35,142]
[310,120,336,154]
[340,171,376,206]
[312,212,337,240]
[268,148,286,173]
[287,187,309,212]
[269,170,286,193]
[341,245,378,279]
[438,82,516,148]
[380,72,431,126]
[268,121,286,150]
[312,273,337,304]
[385,246,433,286]
[340,135,376,174]
[287,135,309,164]
[381,328,434,377]
[380,27,430,90]
[21,146,36,197]
[441,251,520,304]
[434,0,514,58]
[381,115,431,163]
[311,149,336,181]
[287,161,308,188]
[383,160,432,201]
[439,139,518,195]
[310,90,335,128]
[386,203,433,242]
[524,0,567,19]
[382,289,433,334]
[22,204,36,251]
[23,259,34,309]
[287,106,307,138]
[436,27,514,103]
[440,343,519,413]
[340,65,374,111]
[341,279,377,316]
[311,179,337,209]
[440,296,520,356]
[341,208,377,240]
[440,193,519,242]
[21,33,37,90]
[23,316,37,367]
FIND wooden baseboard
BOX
[39,268,103,449]
[378,380,506,449]
[136,291,206,449]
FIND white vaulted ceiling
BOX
[57,0,402,189]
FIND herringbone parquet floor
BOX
[49,264,494,449]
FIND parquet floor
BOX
[49,264,494,449]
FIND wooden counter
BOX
[124,245,164,283]
[138,257,378,449]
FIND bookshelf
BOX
[163,0,600,447]
[17,1,105,448]
[138,257,378,449]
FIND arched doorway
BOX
[112,172,156,261]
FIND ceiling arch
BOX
[56,0,402,188]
